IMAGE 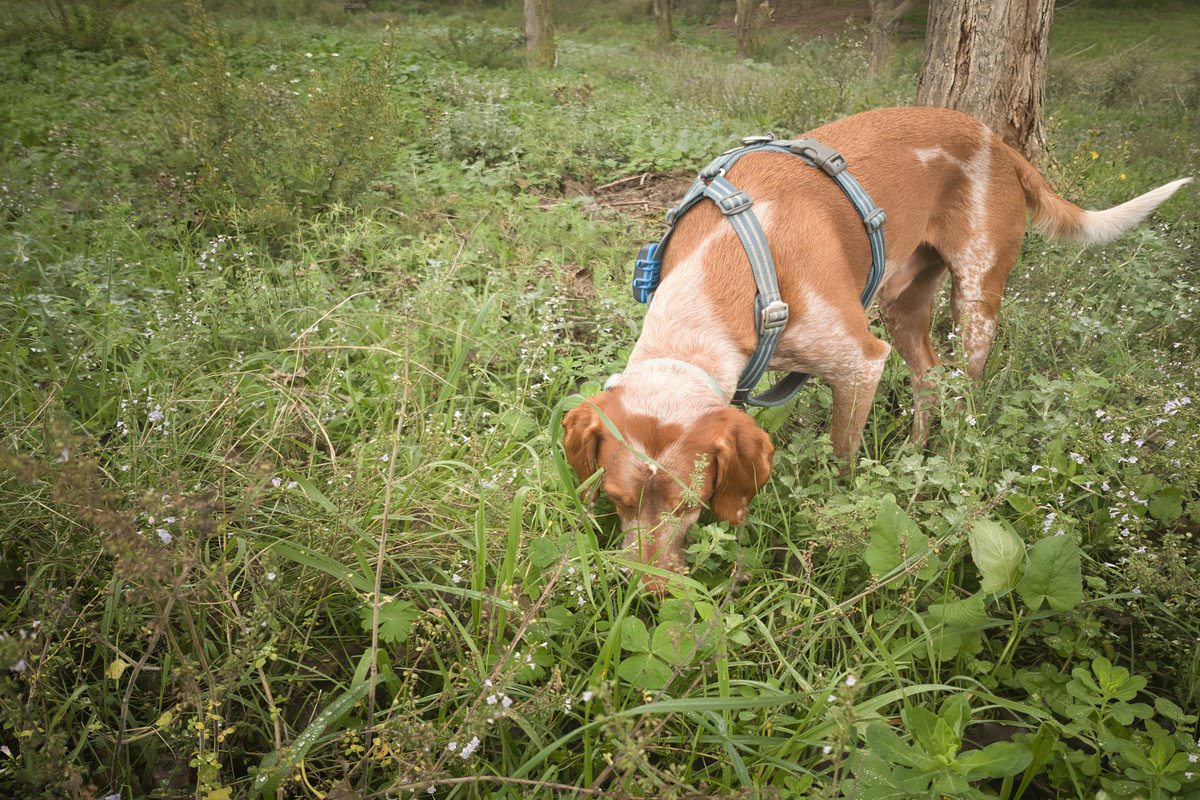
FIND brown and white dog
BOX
[563,106,1189,591]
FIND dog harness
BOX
[631,135,887,407]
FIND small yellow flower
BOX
[1090,151,1099,160]
[1120,173,1127,180]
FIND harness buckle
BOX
[632,243,662,304]
[759,299,789,333]
[864,206,887,231]
[717,191,753,215]
[788,138,847,177]
[739,133,776,146]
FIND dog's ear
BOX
[562,398,606,495]
[709,408,774,525]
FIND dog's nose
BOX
[623,519,687,592]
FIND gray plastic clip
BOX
[739,133,776,146]
[788,137,848,177]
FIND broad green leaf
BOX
[854,753,933,800]
[957,741,1033,779]
[652,620,698,666]
[539,604,575,633]
[359,598,418,645]
[1071,665,1102,694]
[1155,696,1196,723]
[1017,535,1083,611]
[658,598,695,625]
[863,722,938,771]
[865,494,938,581]
[616,653,672,690]
[1149,736,1175,769]
[527,537,562,570]
[1066,679,1102,706]
[921,594,989,661]
[968,519,1025,594]
[903,706,957,759]
[930,772,975,797]
[938,694,972,740]
[1149,487,1184,522]
[619,618,650,652]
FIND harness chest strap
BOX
[631,135,887,408]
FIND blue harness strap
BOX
[632,135,887,408]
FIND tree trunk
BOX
[523,0,555,68]
[917,0,1055,163]
[867,0,915,76]
[735,0,755,59]
[653,0,673,43]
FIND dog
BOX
[563,106,1190,591]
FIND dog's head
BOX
[562,388,773,591]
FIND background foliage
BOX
[1,0,1198,798]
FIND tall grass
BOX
[1,1,1198,798]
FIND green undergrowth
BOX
[1,0,1198,798]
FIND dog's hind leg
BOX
[878,245,948,446]
[947,237,1022,381]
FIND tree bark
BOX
[523,0,555,68]
[735,0,755,59]
[653,0,673,43]
[867,0,915,76]
[917,0,1055,163]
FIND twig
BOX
[603,199,667,208]
[389,774,639,796]
[596,172,654,191]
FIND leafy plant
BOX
[429,26,523,70]
[38,0,132,51]
[853,695,1032,799]
[147,0,410,240]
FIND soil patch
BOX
[589,169,696,217]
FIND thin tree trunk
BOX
[523,0,536,50]
[523,0,555,68]
[917,0,1055,162]
[867,0,915,76]
[653,0,673,43]
[735,0,755,59]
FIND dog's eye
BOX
[603,485,639,510]
[605,490,632,509]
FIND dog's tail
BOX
[1009,146,1191,244]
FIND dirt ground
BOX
[585,169,697,218]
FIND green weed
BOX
[0,0,1198,798]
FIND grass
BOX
[0,0,1198,798]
